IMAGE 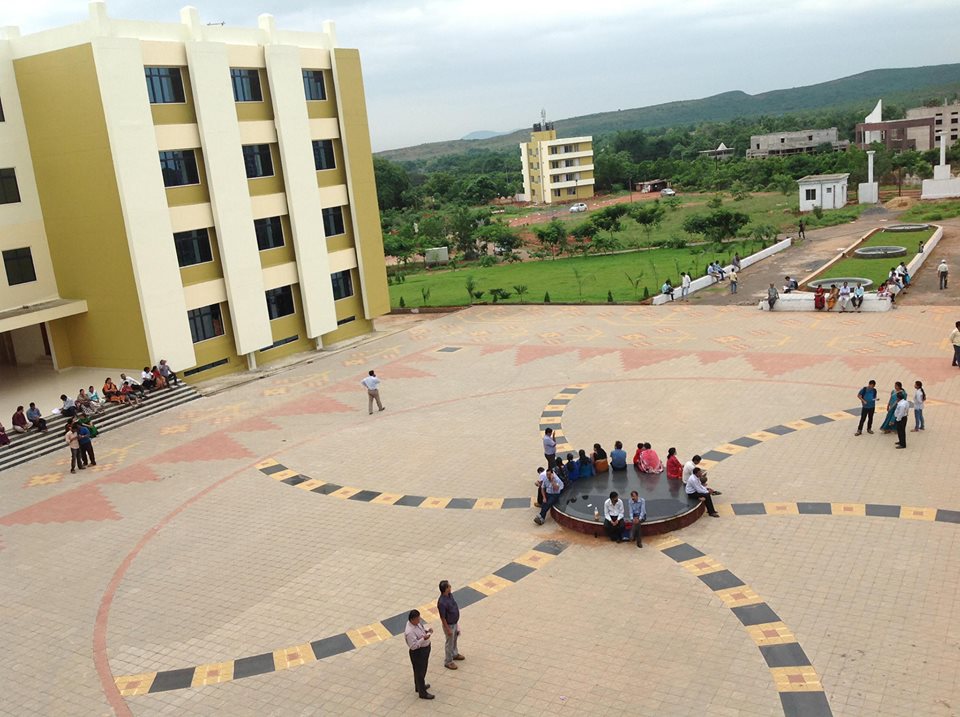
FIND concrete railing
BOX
[758,292,891,312]
[653,237,793,305]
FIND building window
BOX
[0,167,21,204]
[312,139,336,171]
[254,216,284,250]
[266,285,295,319]
[230,68,263,102]
[805,188,816,201]
[336,316,355,326]
[322,206,345,236]
[260,334,299,352]
[331,270,354,300]
[183,357,229,377]
[187,303,224,343]
[159,150,199,187]
[242,144,274,179]
[173,228,213,267]
[826,187,832,194]
[2,247,37,286]
[303,70,326,101]
[145,67,185,104]
[566,188,576,195]
[0,96,5,122]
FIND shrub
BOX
[664,235,688,249]
[642,286,650,299]
[607,290,614,303]
[478,255,497,268]
[543,291,551,303]
[813,206,823,219]
[399,296,406,308]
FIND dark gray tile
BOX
[502,497,532,509]
[780,691,833,717]
[732,503,766,515]
[452,586,486,608]
[533,539,567,555]
[763,424,796,435]
[731,603,780,626]
[797,502,832,515]
[729,436,762,448]
[311,634,354,660]
[540,410,563,417]
[698,569,745,591]
[561,387,582,394]
[437,346,461,352]
[759,642,811,668]
[550,398,571,405]
[282,475,306,486]
[844,407,862,416]
[394,495,426,507]
[260,463,287,475]
[381,612,410,636]
[232,653,276,680]
[148,668,196,692]
[446,498,477,510]
[494,562,536,582]
[348,490,380,502]
[313,483,342,495]
[803,414,834,425]
[865,503,901,518]
[936,509,960,524]
[701,450,732,462]
[662,543,705,562]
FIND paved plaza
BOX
[3,301,960,716]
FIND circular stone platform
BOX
[551,468,704,537]
[883,223,930,232]
[853,245,907,258]
[807,277,873,289]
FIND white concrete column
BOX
[867,150,875,184]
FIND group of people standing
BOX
[855,379,926,449]
[403,580,466,700]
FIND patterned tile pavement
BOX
[1,302,959,716]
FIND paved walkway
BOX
[2,303,959,716]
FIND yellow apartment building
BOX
[0,1,389,383]
[519,117,594,205]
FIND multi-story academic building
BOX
[0,1,388,382]
[519,118,594,205]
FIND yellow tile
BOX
[681,555,725,576]
[269,469,298,481]
[652,535,683,550]
[568,383,590,389]
[555,443,573,453]
[538,417,562,425]
[715,585,762,608]
[901,506,936,521]
[371,492,403,505]
[115,672,156,697]
[272,643,316,671]
[474,498,504,510]
[421,497,451,509]
[469,573,512,596]
[698,459,718,471]
[255,458,279,470]
[329,486,362,499]
[764,502,799,515]
[714,503,735,517]
[784,420,814,431]
[714,443,748,455]
[295,479,325,491]
[770,665,824,692]
[417,602,441,621]
[553,392,579,400]
[544,404,568,412]
[746,431,779,442]
[515,549,557,569]
[346,622,392,648]
[191,661,235,687]
[824,411,855,421]
[831,502,865,516]
[745,622,796,646]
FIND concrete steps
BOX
[0,383,201,473]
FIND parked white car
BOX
[569,202,588,213]
[660,188,676,196]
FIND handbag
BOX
[594,458,609,472]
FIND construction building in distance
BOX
[855,99,936,152]
[698,142,736,161]
[0,1,389,382]
[519,113,595,204]
[746,128,849,158]
[906,101,960,148]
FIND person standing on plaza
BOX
[534,468,563,525]
[681,272,691,301]
[542,427,557,469]
[912,381,926,432]
[937,259,949,290]
[361,370,385,414]
[880,382,907,433]
[77,420,96,467]
[855,380,878,436]
[628,490,646,548]
[437,580,465,670]
[404,610,434,700]
[950,321,960,368]
[603,491,625,542]
[65,422,83,473]
[729,269,738,294]
[893,392,910,449]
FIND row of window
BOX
[186,271,354,343]
[0,168,21,205]
[145,66,327,105]
[174,207,345,268]
[160,139,336,188]
[3,246,36,286]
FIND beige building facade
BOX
[0,1,388,383]
[519,120,595,205]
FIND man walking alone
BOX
[361,370,385,415]
[437,580,465,670]
[855,380,878,436]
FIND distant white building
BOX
[797,173,849,212]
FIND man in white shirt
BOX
[893,394,910,449]
[951,321,960,368]
[360,370,384,415]
[603,491,625,542]
[404,610,435,699]
[682,454,704,482]
[937,259,949,290]
[837,282,851,313]
[119,373,146,398]
[534,469,563,525]
[681,272,691,301]
[542,427,557,469]
[685,467,720,517]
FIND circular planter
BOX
[853,245,907,258]
[883,224,930,232]
[807,277,873,289]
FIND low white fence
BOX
[653,237,793,305]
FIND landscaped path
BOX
[2,303,959,716]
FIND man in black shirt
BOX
[437,580,465,670]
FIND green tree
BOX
[533,219,568,258]
[448,205,488,260]
[570,219,596,258]
[465,275,477,304]
[476,222,521,257]
[629,201,666,247]
[683,209,750,243]
[373,158,411,211]
[749,222,779,245]
[382,224,420,266]
[512,285,529,303]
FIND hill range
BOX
[378,63,960,163]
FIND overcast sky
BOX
[8,1,960,151]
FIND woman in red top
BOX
[666,447,683,480]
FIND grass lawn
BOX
[391,241,758,307]
[817,228,935,287]
[899,200,960,222]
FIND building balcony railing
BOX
[548,163,594,175]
